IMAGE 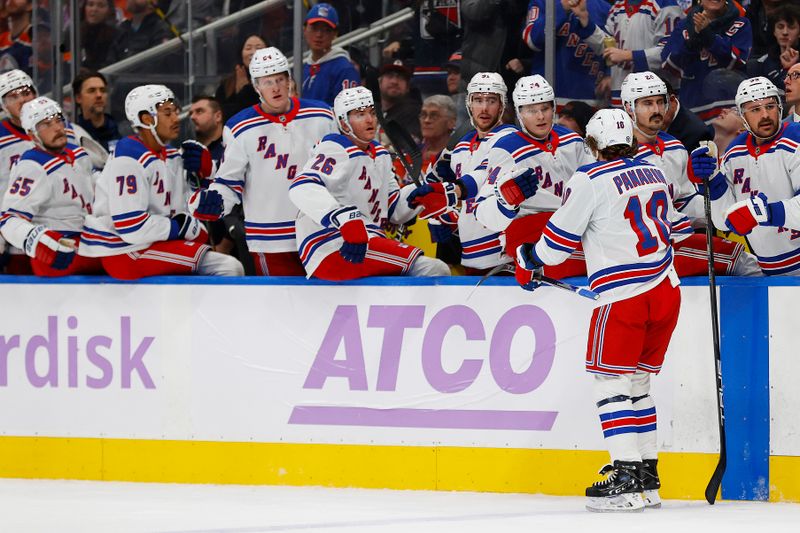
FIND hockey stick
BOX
[467,263,600,301]
[698,141,726,505]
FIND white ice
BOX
[0,479,798,533]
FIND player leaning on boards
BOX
[412,72,516,274]
[189,46,337,276]
[474,75,595,284]
[80,85,243,279]
[516,109,686,512]
[620,71,760,276]
[690,76,800,276]
[287,86,449,280]
[0,97,102,277]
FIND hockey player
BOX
[0,97,102,276]
[516,109,683,512]
[288,86,450,280]
[189,47,337,276]
[522,0,610,108]
[690,76,800,276]
[415,72,516,273]
[620,71,759,276]
[473,75,594,281]
[564,0,685,107]
[80,85,243,279]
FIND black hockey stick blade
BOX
[384,119,423,185]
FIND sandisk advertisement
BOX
[0,282,720,452]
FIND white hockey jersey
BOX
[0,144,93,249]
[711,124,800,276]
[0,119,79,194]
[633,131,704,224]
[474,124,594,233]
[209,98,337,253]
[450,123,515,269]
[533,157,684,303]
[80,135,186,257]
[288,133,420,276]
[577,0,685,105]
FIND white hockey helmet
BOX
[124,84,176,146]
[466,72,507,131]
[620,71,668,119]
[585,108,633,150]
[334,86,375,142]
[735,76,782,115]
[0,69,36,110]
[21,96,64,134]
[513,75,555,138]
[249,47,290,81]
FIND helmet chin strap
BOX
[518,109,553,141]
[342,120,374,147]
[148,122,167,147]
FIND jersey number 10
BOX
[624,190,670,257]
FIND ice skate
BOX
[585,461,645,513]
[641,458,661,508]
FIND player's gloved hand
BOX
[434,151,455,182]
[496,168,539,207]
[688,146,728,199]
[330,206,369,263]
[23,225,75,270]
[407,182,459,219]
[515,242,544,291]
[189,189,224,221]
[181,140,213,179]
[724,193,785,236]
[427,219,453,243]
[169,213,207,241]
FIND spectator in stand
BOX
[785,63,800,124]
[660,76,714,151]
[379,58,422,142]
[557,100,595,136]
[73,71,121,153]
[80,0,119,70]
[189,95,224,162]
[523,0,610,109]
[460,0,531,91]
[107,0,171,64]
[0,0,32,73]
[747,0,783,57]
[747,4,800,94]
[382,0,463,99]
[565,0,685,107]
[443,51,469,132]
[301,3,360,107]
[215,34,266,122]
[662,0,751,122]
[419,95,456,165]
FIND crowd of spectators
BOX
[1,0,799,279]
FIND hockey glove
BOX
[169,213,206,241]
[189,189,224,221]
[329,206,369,263]
[434,151,456,182]
[427,219,453,243]
[407,182,459,219]
[724,193,785,236]
[688,146,728,200]
[496,168,539,208]
[181,140,213,179]
[515,242,544,292]
[24,226,75,270]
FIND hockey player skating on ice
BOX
[413,72,516,274]
[473,75,594,283]
[288,87,450,280]
[189,47,337,276]
[620,71,760,276]
[516,109,685,512]
[690,76,800,275]
[0,97,102,276]
[80,85,243,279]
